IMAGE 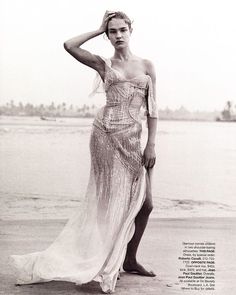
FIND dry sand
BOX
[1,218,236,295]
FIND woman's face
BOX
[107,18,132,49]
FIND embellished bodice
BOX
[93,58,157,132]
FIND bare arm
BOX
[147,117,157,146]
[64,30,104,73]
[142,60,158,169]
[63,11,115,79]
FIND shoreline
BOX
[0,113,221,122]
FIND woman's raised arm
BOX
[63,11,115,78]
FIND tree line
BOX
[0,100,97,118]
[0,100,220,121]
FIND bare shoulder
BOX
[142,59,156,81]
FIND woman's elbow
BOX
[63,42,73,52]
[63,42,69,51]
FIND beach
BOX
[1,116,236,294]
[1,217,236,294]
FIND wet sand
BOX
[1,218,236,294]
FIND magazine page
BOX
[1,1,235,294]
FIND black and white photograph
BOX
[0,0,236,294]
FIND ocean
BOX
[0,116,236,219]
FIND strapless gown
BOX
[10,57,158,293]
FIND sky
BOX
[0,0,236,111]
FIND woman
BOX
[10,11,158,293]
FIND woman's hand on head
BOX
[142,144,156,169]
[99,11,116,33]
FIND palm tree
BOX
[226,100,232,111]
[222,100,233,120]
[69,104,74,111]
[62,102,67,111]
[49,102,56,112]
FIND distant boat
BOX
[40,116,56,121]
[216,100,236,122]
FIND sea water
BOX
[0,116,236,219]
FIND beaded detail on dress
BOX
[93,57,158,124]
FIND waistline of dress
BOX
[92,118,142,134]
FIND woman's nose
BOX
[116,31,122,38]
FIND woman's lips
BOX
[116,41,124,44]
